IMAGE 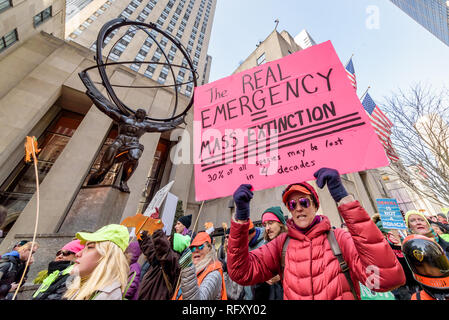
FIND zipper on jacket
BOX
[309,239,314,300]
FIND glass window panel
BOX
[0,110,83,214]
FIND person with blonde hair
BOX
[63,224,130,300]
[405,210,449,257]
[0,241,39,299]
[173,232,227,300]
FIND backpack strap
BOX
[327,229,358,300]
[280,236,290,277]
[122,271,137,300]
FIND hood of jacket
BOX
[127,241,141,264]
[249,227,265,250]
[2,250,20,258]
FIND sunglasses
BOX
[56,250,75,257]
[190,244,206,252]
[287,198,311,211]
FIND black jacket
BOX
[32,261,72,300]
[0,255,24,299]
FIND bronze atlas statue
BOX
[79,19,197,192]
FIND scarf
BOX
[48,260,72,274]
[249,228,262,248]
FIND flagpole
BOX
[344,53,354,67]
[359,86,371,101]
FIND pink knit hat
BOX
[262,212,281,224]
[61,239,85,254]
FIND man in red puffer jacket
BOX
[227,168,406,300]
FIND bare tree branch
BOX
[382,83,449,206]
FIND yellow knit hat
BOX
[404,210,430,229]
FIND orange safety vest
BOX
[412,290,435,300]
[172,260,227,300]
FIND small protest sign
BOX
[359,283,395,300]
[376,198,407,230]
[193,40,388,201]
[161,192,178,235]
[129,181,174,236]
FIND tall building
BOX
[390,0,449,46]
[294,29,317,49]
[188,27,391,231]
[0,0,65,57]
[66,0,217,94]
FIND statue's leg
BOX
[119,148,142,192]
[87,143,119,185]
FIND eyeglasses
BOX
[56,250,75,257]
[190,244,206,252]
[287,198,311,211]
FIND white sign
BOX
[130,181,175,236]
[144,180,175,216]
[161,192,178,235]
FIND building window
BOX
[0,29,18,53]
[130,64,140,72]
[0,0,12,13]
[256,52,266,66]
[0,110,83,234]
[34,6,52,27]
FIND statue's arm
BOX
[79,70,123,122]
[143,115,185,132]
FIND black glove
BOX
[314,168,348,202]
[233,184,253,220]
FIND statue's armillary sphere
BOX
[79,18,198,192]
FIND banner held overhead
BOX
[193,41,389,201]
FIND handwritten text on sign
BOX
[193,41,389,201]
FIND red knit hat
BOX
[282,181,320,209]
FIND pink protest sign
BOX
[193,40,389,201]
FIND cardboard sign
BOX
[376,198,407,230]
[193,41,389,201]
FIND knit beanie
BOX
[262,206,286,225]
[178,214,192,229]
[405,210,430,229]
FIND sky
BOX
[206,0,449,106]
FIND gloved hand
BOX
[138,231,154,257]
[179,248,193,269]
[314,168,348,202]
[233,184,253,221]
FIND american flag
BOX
[362,93,399,162]
[345,57,357,90]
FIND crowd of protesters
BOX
[1,167,449,300]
